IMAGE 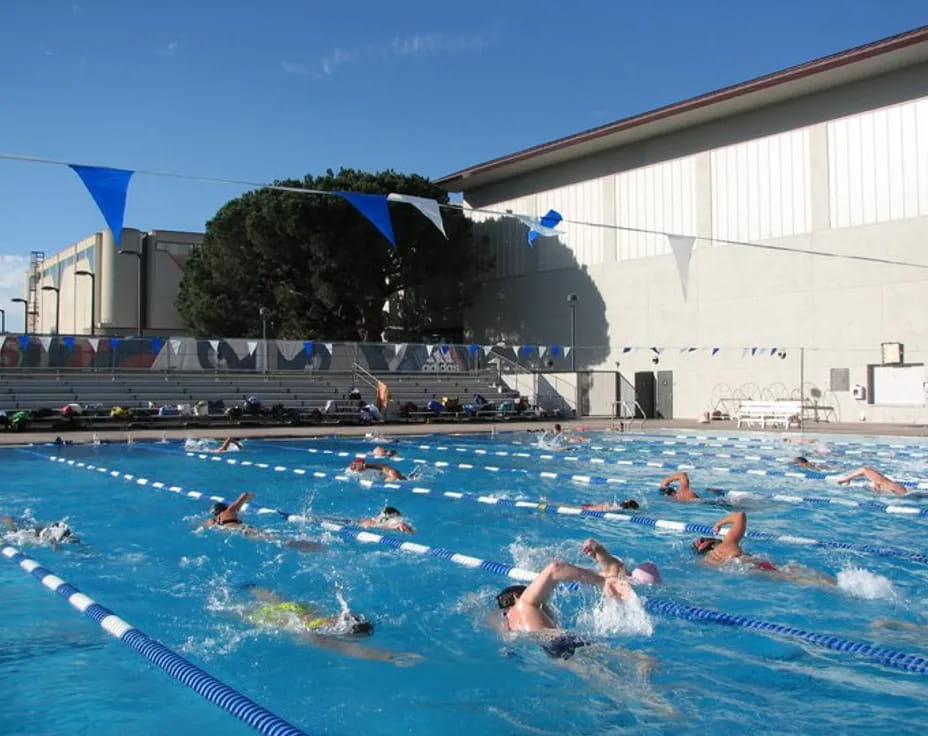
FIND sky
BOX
[0,0,926,316]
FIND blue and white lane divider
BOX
[0,545,306,736]
[374,442,928,489]
[620,433,928,453]
[181,453,928,565]
[40,458,928,675]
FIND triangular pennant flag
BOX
[512,345,521,357]
[564,346,571,358]
[550,345,561,357]
[39,336,52,352]
[622,346,635,354]
[521,346,533,357]
[88,337,100,353]
[712,347,720,356]
[425,344,435,357]
[247,340,258,356]
[323,343,333,355]
[667,235,696,301]
[209,339,220,353]
[483,345,494,356]
[110,336,121,352]
[770,347,778,356]
[150,337,163,355]
[650,347,662,355]
[69,165,133,246]
[468,344,479,355]
[62,336,74,351]
[170,338,183,355]
[277,340,303,361]
[688,347,699,352]
[440,344,450,355]
[303,341,314,358]
[394,343,406,356]
[519,209,563,247]
[336,191,396,247]
[18,335,29,351]
[751,347,759,357]
[387,193,447,238]
[538,346,547,359]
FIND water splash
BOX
[836,566,897,600]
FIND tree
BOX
[175,168,491,340]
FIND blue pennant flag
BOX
[150,337,164,355]
[711,347,720,356]
[622,346,634,353]
[303,341,314,358]
[468,344,479,355]
[18,335,29,351]
[521,346,533,356]
[69,165,134,246]
[751,347,759,356]
[525,209,563,247]
[650,347,662,355]
[440,344,450,355]
[770,347,778,356]
[62,336,74,351]
[550,345,561,357]
[336,192,396,247]
[110,336,121,352]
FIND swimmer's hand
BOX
[582,538,606,559]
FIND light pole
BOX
[0,307,4,334]
[118,249,143,336]
[11,298,28,333]
[567,293,578,371]
[75,270,96,336]
[259,306,270,375]
[42,286,60,335]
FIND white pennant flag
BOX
[387,193,447,238]
[247,341,258,356]
[483,345,494,356]
[170,338,184,355]
[209,339,220,353]
[87,338,100,353]
[538,346,547,359]
[425,344,435,357]
[564,346,572,358]
[323,343,333,355]
[394,343,406,356]
[39,336,52,352]
[667,235,696,301]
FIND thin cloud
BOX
[0,255,30,320]
[281,60,310,76]
[159,41,178,57]
[319,31,496,76]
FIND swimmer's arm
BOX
[659,472,687,489]
[582,538,627,578]
[713,511,747,546]
[302,634,422,666]
[520,561,609,609]
[226,492,255,514]
[835,468,867,485]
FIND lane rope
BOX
[37,454,928,676]
[0,545,307,736]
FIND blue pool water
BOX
[2,429,927,735]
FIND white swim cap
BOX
[630,561,661,585]
[39,522,72,544]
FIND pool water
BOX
[2,429,927,735]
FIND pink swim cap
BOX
[630,561,661,585]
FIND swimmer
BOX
[835,466,908,496]
[540,497,640,512]
[790,456,828,471]
[358,506,415,533]
[1,515,77,547]
[216,438,243,453]
[242,586,422,666]
[347,458,406,481]
[692,511,835,586]
[493,539,636,642]
[658,472,700,502]
[371,446,397,458]
[202,493,324,552]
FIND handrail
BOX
[351,361,381,392]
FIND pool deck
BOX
[1,418,926,446]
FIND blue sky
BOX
[0,0,925,308]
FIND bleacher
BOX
[0,369,529,432]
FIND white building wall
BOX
[461,84,928,424]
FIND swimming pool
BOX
[2,429,927,735]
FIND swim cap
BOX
[693,537,720,555]
[336,612,373,636]
[381,506,401,517]
[630,561,661,585]
[496,584,527,609]
[39,522,72,544]
[211,502,228,516]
